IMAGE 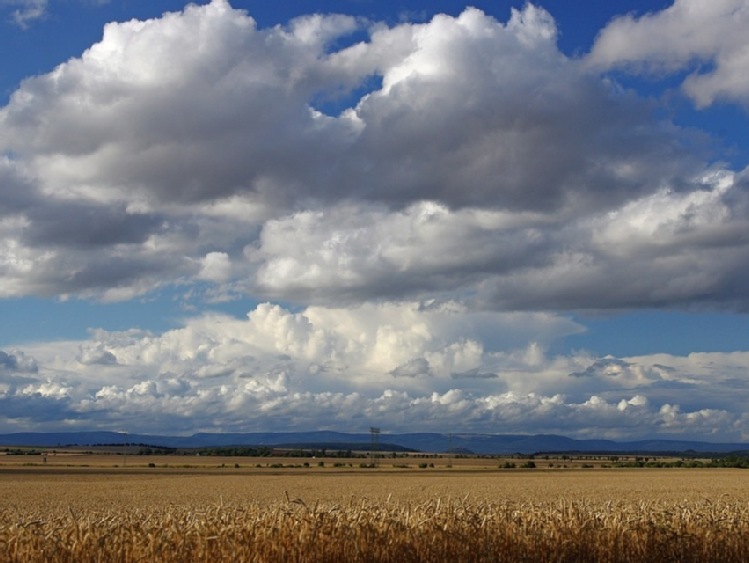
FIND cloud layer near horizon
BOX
[2,0,749,438]
[3,301,749,439]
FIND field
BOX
[2,451,749,562]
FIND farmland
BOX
[2,451,749,561]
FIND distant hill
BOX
[2,431,749,455]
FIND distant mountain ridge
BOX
[2,431,749,455]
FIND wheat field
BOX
[2,464,749,562]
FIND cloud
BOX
[343,6,695,214]
[2,2,743,309]
[451,368,499,380]
[1,302,746,439]
[481,169,749,310]
[76,342,118,366]
[251,170,749,310]
[587,0,749,108]
[1,0,362,205]
[0,349,38,373]
[3,0,112,28]
[390,358,432,378]
[2,0,46,28]
[250,202,553,302]
[1,2,749,439]
[198,252,231,283]
[570,357,634,378]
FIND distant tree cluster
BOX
[203,447,375,458]
[196,447,274,457]
[95,442,173,449]
[611,455,749,469]
[136,447,178,456]
[708,455,749,468]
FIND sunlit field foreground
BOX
[3,459,749,562]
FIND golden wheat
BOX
[4,496,749,562]
[3,468,749,562]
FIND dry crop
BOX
[4,495,749,561]
[3,468,749,562]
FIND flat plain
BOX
[2,452,749,561]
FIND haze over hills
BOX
[2,432,748,455]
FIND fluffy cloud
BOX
[0,302,744,439]
[0,349,38,373]
[1,0,359,206]
[1,1,745,310]
[198,251,231,283]
[587,0,749,108]
[339,6,696,214]
[0,301,746,439]
[252,169,749,310]
[2,2,749,439]
[250,202,553,302]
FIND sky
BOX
[1,0,749,441]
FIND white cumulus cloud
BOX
[588,0,749,108]
[2,1,749,440]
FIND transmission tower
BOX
[370,427,380,467]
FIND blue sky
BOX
[1,0,749,440]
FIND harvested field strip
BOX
[3,497,749,562]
